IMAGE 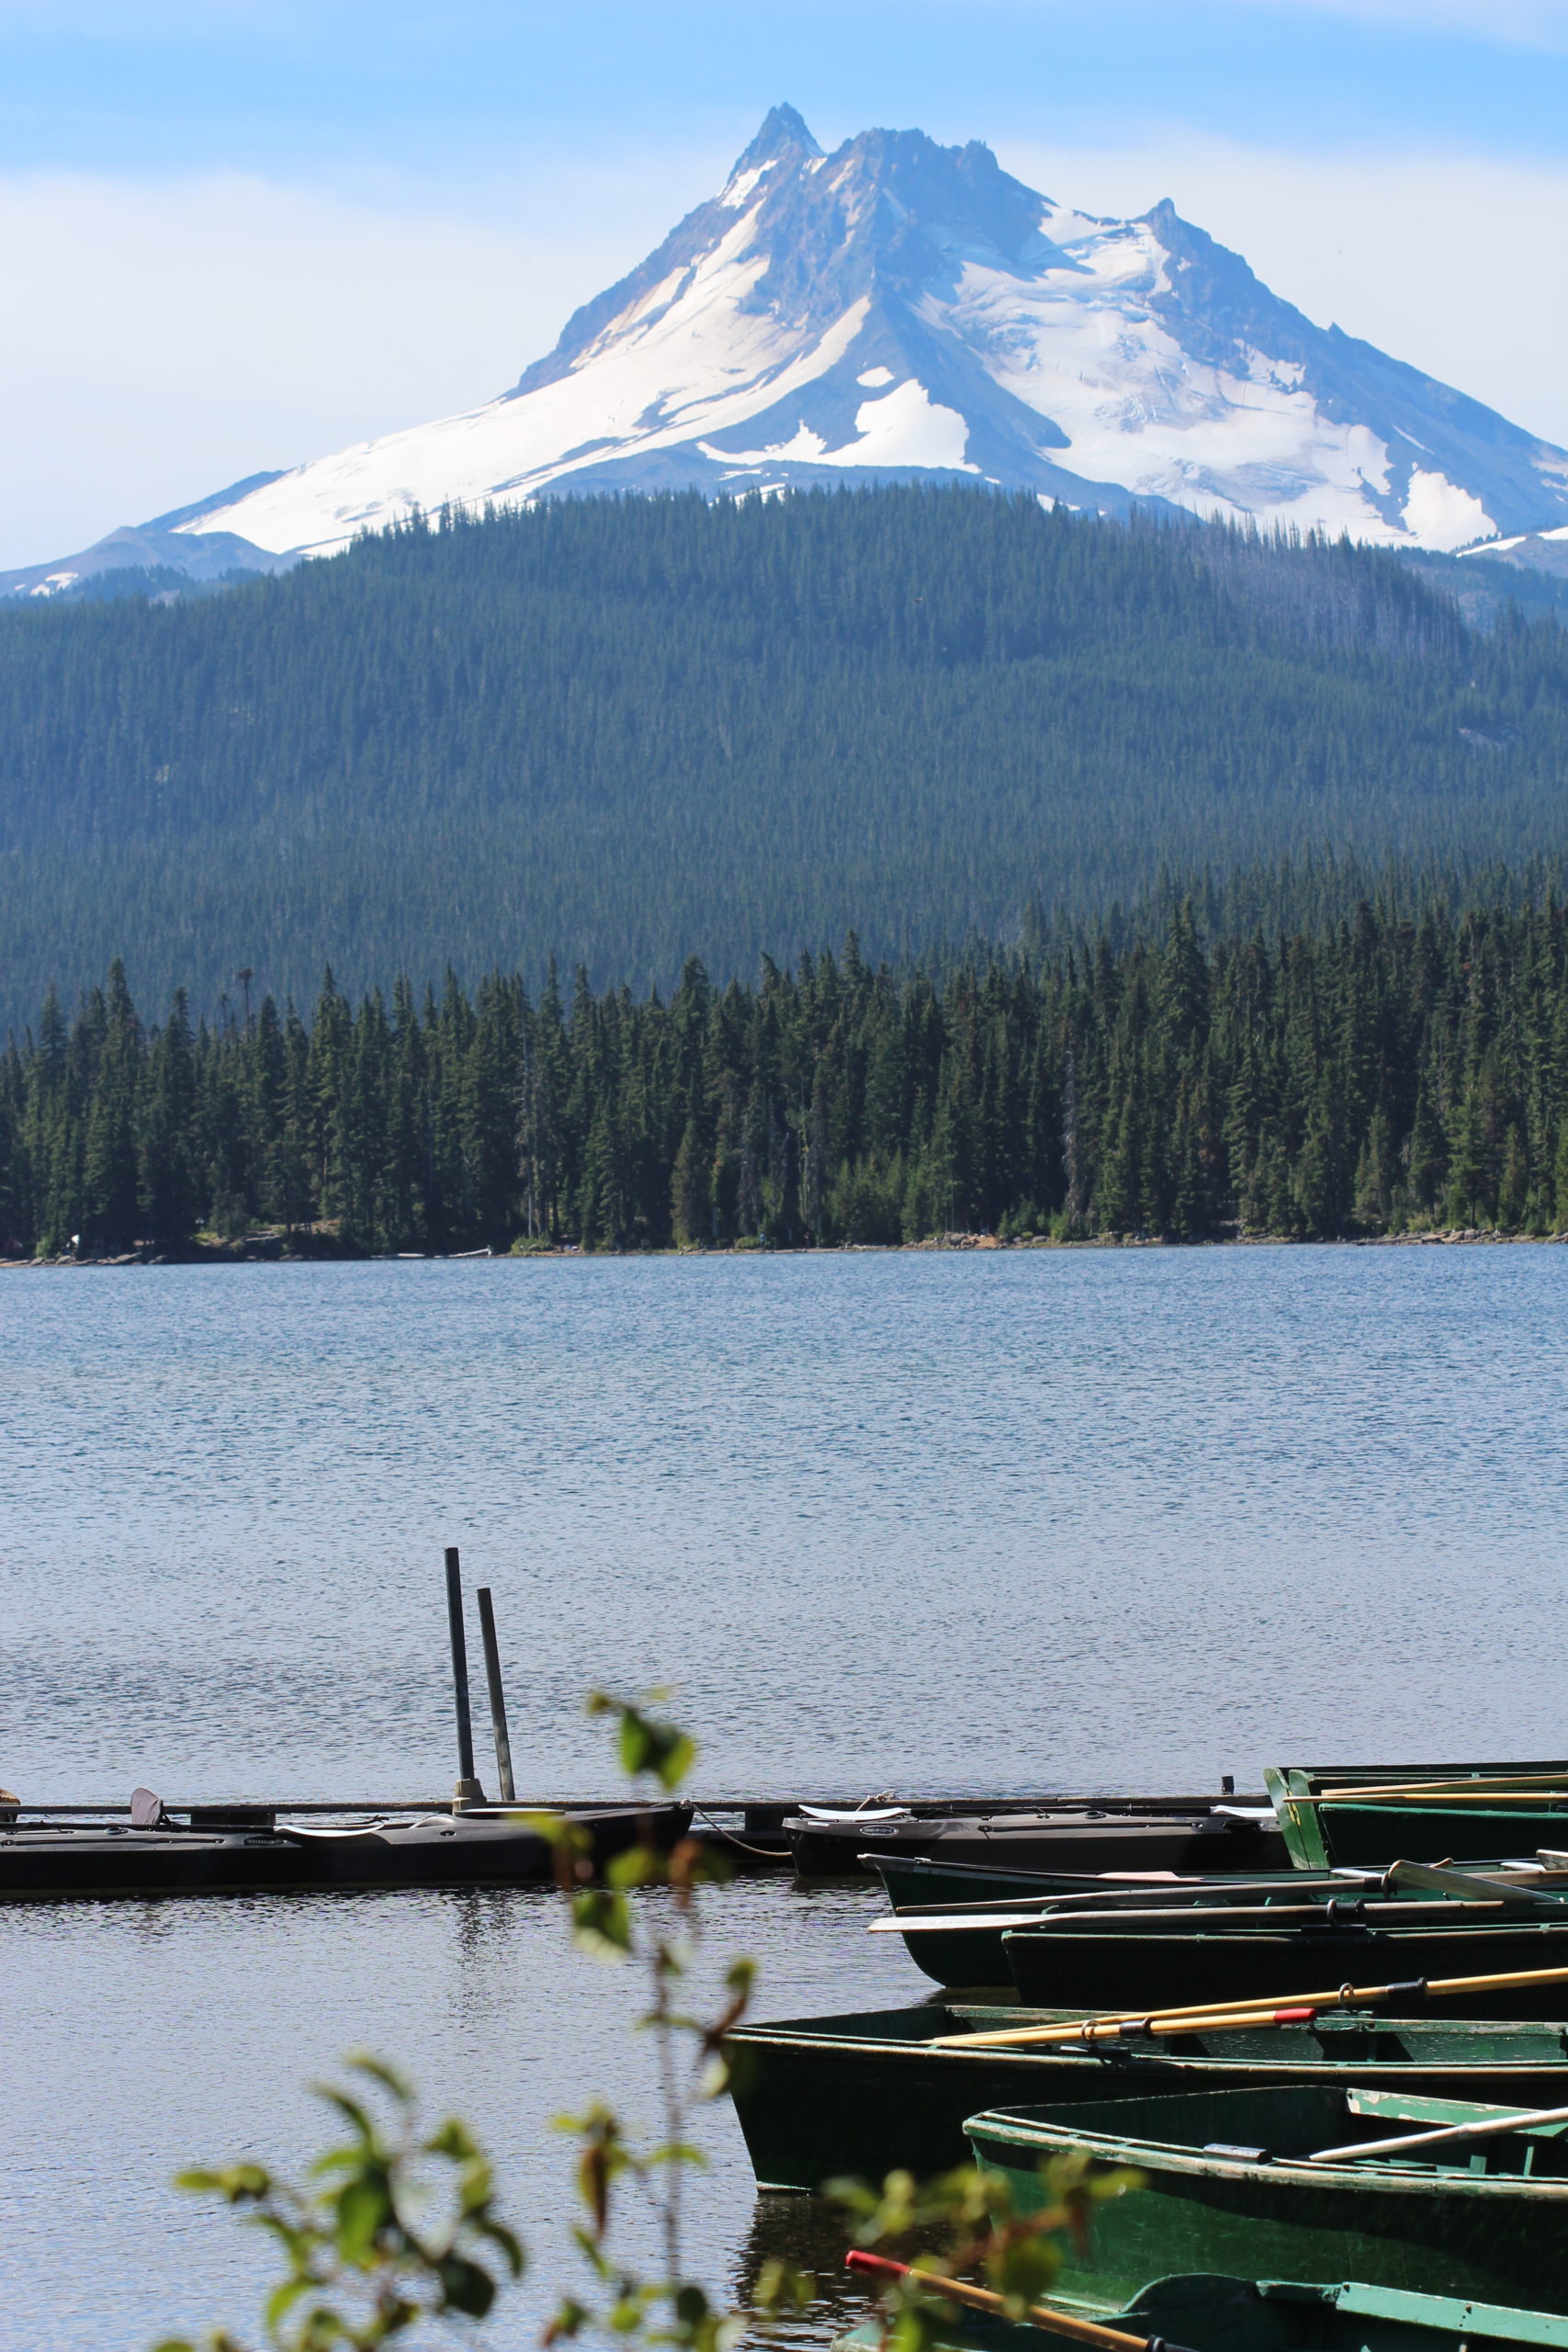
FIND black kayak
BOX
[786,1806,1290,1880]
[0,1802,693,1900]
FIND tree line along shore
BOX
[7,899,1568,1259]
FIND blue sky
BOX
[2,0,1566,565]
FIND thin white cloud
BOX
[1000,135,1568,452]
[0,160,714,569]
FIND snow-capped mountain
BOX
[11,105,1568,590]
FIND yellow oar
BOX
[844,2251,1199,2352]
[1314,1791,1568,1806]
[1306,1772,1568,1802]
[929,1960,1568,2049]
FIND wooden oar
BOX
[867,1878,1391,1935]
[936,1897,1515,1927]
[1386,1859,1566,1905]
[902,1876,1358,1913]
[933,2003,1324,2049]
[887,1894,1547,1945]
[871,1866,1563,1940]
[928,1960,1568,2049]
[1305,2101,1568,2165]
[1309,1773,1568,1802]
[1309,1790,1568,1807]
[844,2250,1200,2352]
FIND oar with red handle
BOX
[844,2251,1200,2352]
[930,1959,1568,2049]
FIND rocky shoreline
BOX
[7,1225,1568,1270]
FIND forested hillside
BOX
[8,899,1568,1256]
[3,487,1567,1030]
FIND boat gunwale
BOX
[833,2277,1568,2351]
[727,2007,1568,2075]
[964,2105,1568,2198]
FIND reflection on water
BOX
[5,1249,1568,2347]
[0,1874,918,2352]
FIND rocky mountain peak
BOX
[10,105,1568,591]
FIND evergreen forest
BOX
[4,486,1568,1030]
[10,897,1568,1258]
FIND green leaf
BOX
[264,2274,310,2330]
[571,1886,632,1958]
[436,2252,497,2318]
[473,2216,526,2276]
[344,2052,413,2106]
[585,1691,697,1791]
[751,2257,814,2316]
[313,2089,377,2145]
[605,1842,664,1891]
[333,2174,391,2263]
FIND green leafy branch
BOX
[154,2054,523,2352]
[539,1694,809,2351]
[832,2152,1144,2352]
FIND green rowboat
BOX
[875,1866,1568,1988]
[1001,1917,1568,2014]
[725,2004,1568,2191]
[1267,1766,1568,1871]
[965,2086,1568,2312]
[832,2275,1568,2352]
[867,1857,1365,1913]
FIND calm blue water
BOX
[3,1248,1567,2349]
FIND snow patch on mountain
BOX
[705,379,975,473]
[1403,470,1495,550]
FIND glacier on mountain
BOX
[7,103,1568,590]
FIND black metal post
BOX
[476,1587,517,1804]
[444,1546,483,1808]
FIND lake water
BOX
[4,1247,1567,2349]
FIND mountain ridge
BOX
[6,106,1567,595]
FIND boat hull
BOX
[789,1815,1290,1882]
[833,2275,1568,2352]
[875,1873,1525,1989]
[1002,1921,1568,2015]
[966,2085,1568,2313]
[725,2005,1568,2191]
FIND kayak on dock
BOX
[726,2000,1568,2191]
[832,2274,1568,2352]
[964,2084,1568,2313]
[0,1797,693,1901]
